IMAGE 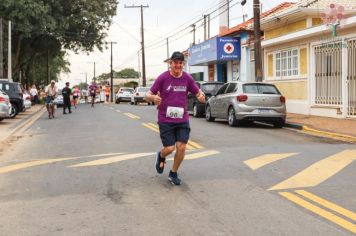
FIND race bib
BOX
[166,106,184,119]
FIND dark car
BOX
[188,81,224,117]
[0,80,24,118]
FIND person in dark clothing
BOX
[62,82,72,114]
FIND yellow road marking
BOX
[143,123,203,149]
[166,150,219,161]
[303,126,356,143]
[279,192,356,234]
[124,113,140,119]
[0,158,73,174]
[244,153,298,170]
[69,153,154,167]
[295,190,356,221]
[142,123,159,132]
[269,150,356,190]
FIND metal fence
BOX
[347,39,356,117]
[314,42,343,106]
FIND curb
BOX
[285,122,356,143]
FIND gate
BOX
[347,39,356,117]
[314,42,343,106]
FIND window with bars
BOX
[275,49,298,78]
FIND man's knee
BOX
[163,145,175,154]
[176,142,187,152]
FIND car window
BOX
[216,83,229,95]
[243,84,280,94]
[225,83,237,94]
[201,83,224,95]
[121,89,134,93]
[138,87,149,92]
[0,83,10,91]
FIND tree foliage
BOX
[114,68,139,78]
[0,0,117,87]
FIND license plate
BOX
[258,109,271,113]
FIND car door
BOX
[220,83,237,119]
[187,82,200,112]
[211,83,228,117]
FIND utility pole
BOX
[208,14,211,39]
[191,24,196,45]
[8,21,12,82]
[253,0,263,82]
[107,41,117,102]
[203,15,207,40]
[0,18,3,78]
[125,4,149,87]
[93,62,96,83]
[166,38,169,69]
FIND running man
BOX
[146,51,205,185]
[45,80,57,119]
[88,82,98,107]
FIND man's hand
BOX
[154,91,161,106]
[196,90,205,103]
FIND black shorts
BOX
[158,122,190,147]
[73,96,78,99]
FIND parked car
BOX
[188,81,224,117]
[54,94,64,107]
[130,87,152,105]
[115,87,134,104]
[0,89,11,121]
[0,81,24,118]
[23,91,32,110]
[205,82,286,128]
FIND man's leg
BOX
[172,142,186,172]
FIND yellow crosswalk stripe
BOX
[142,123,159,132]
[166,150,219,161]
[124,113,140,119]
[0,158,73,174]
[69,153,154,167]
[295,190,356,221]
[244,153,298,170]
[187,140,204,149]
[269,150,356,190]
[279,192,356,234]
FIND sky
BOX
[60,0,298,87]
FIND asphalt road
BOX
[0,102,354,235]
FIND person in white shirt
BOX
[45,80,58,119]
[30,85,38,105]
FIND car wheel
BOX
[205,105,215,122]
[273,120,285,128]
[193,104,200,118]
[228,107,238,127]
[9,104,18,119]
[0,118,3,122]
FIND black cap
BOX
[170,51,185,61]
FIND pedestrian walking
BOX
[89,82,98,107]
[45,80,58,119]
[30,85,38,105]
[72,85,80,108]
[62,82,72,114]
[146,51,205,185]
[105,83,110,103]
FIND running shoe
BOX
[168,170,181,185]
[155,152,165,174]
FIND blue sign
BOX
[188,37,240,66]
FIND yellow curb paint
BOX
[69,153,154,167]
[303,126,356,143]
[244,153,298,170]
[279,192,356,234]
[124,113,140,119]
[269,150,356,190]
[0,158,73,174]
[295,190,356,221]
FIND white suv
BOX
[130,87,152,105]
[115,87,134,104]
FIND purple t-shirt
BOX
[150,71,200,123]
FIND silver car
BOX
[205,82,286,128]
[0,89,11,121]
[130,87,152,105]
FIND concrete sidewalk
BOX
[285,113,356,143]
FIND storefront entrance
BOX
[217,63,227,83]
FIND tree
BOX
[115,68,139,78]
[0,0,118,85]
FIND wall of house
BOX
[265,20,307,40]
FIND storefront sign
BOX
[188,37,241,66]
